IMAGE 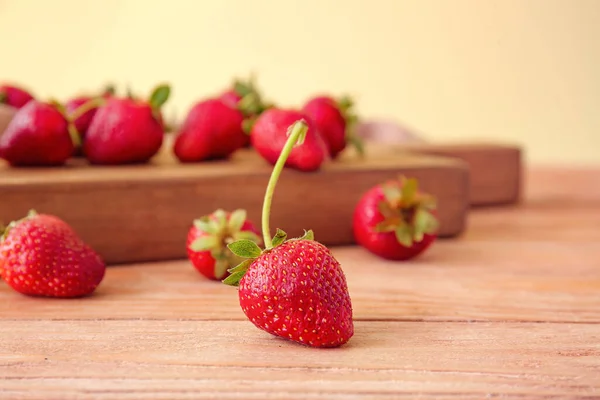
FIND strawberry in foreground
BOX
[83,83,170,164]
[223,119,354,348]
[0,210,106,298]
[352,176,439,260]
[0,99,87,166]
[186,208,261,280]
[0,84,35,109]
[250,108,329,172]
[301,95,364,159]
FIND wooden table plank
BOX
[1,321,598,400]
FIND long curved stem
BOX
[261,120,309,248]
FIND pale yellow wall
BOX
[1,0,598,165]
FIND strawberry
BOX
[186,208,261,280]
[301,95,364,159]
[173,98,248,162]
[83,84,170,164]
[352,176,439,260]
[250,108,329,172]
[0,100,81,166]
[0,84,35,109]
[65,85,115,141]
[0,210,105,298]
[224,120,354,348]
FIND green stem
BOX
[261,120,309,248]
[69,97,105,122]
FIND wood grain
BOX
[0,146,469,265]
[382,142,523,206]
[1,321,598,399]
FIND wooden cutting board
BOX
[0,142,470,265]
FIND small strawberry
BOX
[0,210,105,298]
[301,95,364,159]
[83,83,170,165]
[224,120,354,348]
[250,108,329,172]
[0,99,82,166]
[65,85,115,141]
[0,84,35,109]
[352,176,439,260]
[173,98,248,162]
[186,208,261,280]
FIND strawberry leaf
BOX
[228,209,247,233]
[382,183,401,205]
[193,217,218,234]
[232,231,261,243]
[222,270,246,286]
[149,84,170,110]
[214,259,229,279]
[228,258,253,274]
[293,229,315,241]
[191,235,219,252]
[414,208,439,239]
[227,239,262,258]
[395,225,413,247]
[377,201,397,219]
[401,177,419,205]
[271,229,287,247]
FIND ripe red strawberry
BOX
[173,98,248,162]
[0,84,35,109]
[65,85,114,141]
[302,95,365,159]
[352,176,439,260]
[0,210,105,298]
[83,84,170,164]
[250,108,329,172]
[0,100,80,166]
[224,120,354,348]
[186,208,261,280]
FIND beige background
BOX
[0,0,597,165]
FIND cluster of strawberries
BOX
[0,80,440,350]
[0,77,361,170]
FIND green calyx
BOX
[190,208,261,280]
[48,99,84,148]
[223,229,315,286]
[230,74,273,132]
[149,83,171,121]
[374,176,439,247]
[222,119,316,287]
[1,209,37,242]
[336,95,365,158]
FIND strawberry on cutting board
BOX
[0,210,106,298]
[0,100,81,166]
[0,84,35,109]
[186,208,261,280]
[301,95,364,159]
[224,120,354,348]
[250,109,329,172]
[83,83,170,165]
[352,176,439,260]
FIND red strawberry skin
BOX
[83,97,164,165]
[174,98,247,162]
[0,84,34,109]
[0,100,74,166]
[302,96,347,158]
[186,216,259,280]
[238,239,354,347]
[250,108,328,172]
[0,213,105,298]
[353,185,437,260]
[219,90,242,109]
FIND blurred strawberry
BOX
[0,84,35,109]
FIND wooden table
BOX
[1,167,599,399]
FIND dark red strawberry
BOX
[302,95,364,159]
[173,98,248,162]
[0,84,35,109]
[0,210,105,298]
[186,208,261,280]
[352,176,439,260]
[250,108,329,172]
[0,100,80,166]
[224,120,354,348]
[65,85,114,140]
[83,84,170,165]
